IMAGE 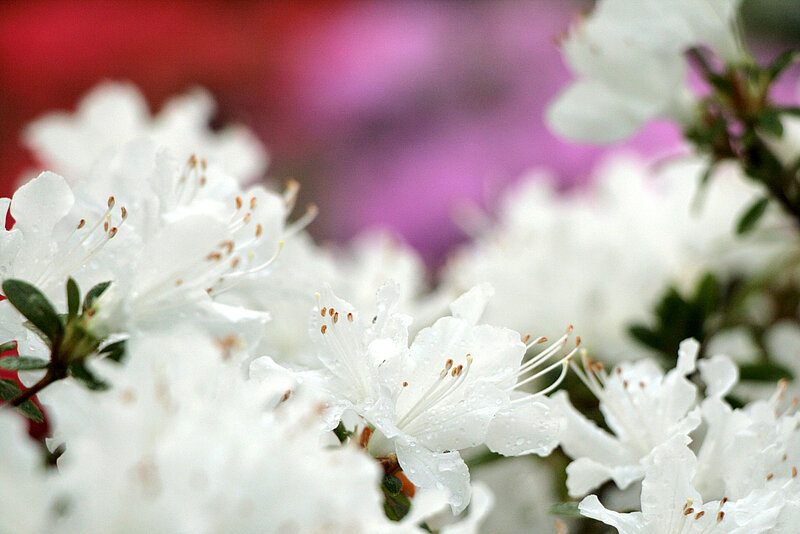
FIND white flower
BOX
[554,339,703,497]
[579,434,783,534]
[695,379,800,501]
[547,0,746,142]
[0,412,55,534]
[39,328,413,534]
[235,229,448,368]
[443,154,788,363]
[310,283,568,513]
[25,82,267,184]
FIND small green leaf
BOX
[382,486,411,521]
[736,197,770,235]
[22,320,53,349]
[66,278,80,319]
[2,279,63,344]
[68,362,109,391]
[332,421,352,444]
[82,281,112,313]
[628,324,663,353]
[99,340,126,363]
[756,111,784,137]
[768,48,800,80]
[549,502,582,517]
[694,273,720,316]
[382,474,403,496]
[739,362,793,382]
[0,357,49,371]
[0,379,44,422]
[0,341,16,353]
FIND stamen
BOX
[284,204,318,238]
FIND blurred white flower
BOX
[25,82,267,184]
[40,328,413,534]
[547,0,745,142]
[0,412,55,534]
[444,154,788,363]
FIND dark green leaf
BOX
[736,197,770,235]
[99,340,126,363]
[22,321,52,349]
[382,486,411,521]
[739,362,794,382]
[0,357,49,371]
[2,279,63,344]
[549,502,582,517]
[628,325,664,353]
[332,421,352,444]
[68,362,109,391]
[768,49,800,80]
[66,278,80,319]
[82,281,112,313]
[0,378,44,422]
[756,111,784,137]
[694,273,720,316]
[0,341,16,353]
[382,474,403,495]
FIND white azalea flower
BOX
[695,379,800,501]
[25,82,267,184]
[39,328,414,534]
[0,171,123,303]
[579,434,783,534]
[547,0,746,142]
[444,154,788,363]
[554,339,703,497]
[0,412,55,534]
[311,283,570,513]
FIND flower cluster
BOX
[2,0,800,531]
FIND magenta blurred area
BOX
[0,0,686,265]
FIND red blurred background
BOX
[2,0,793,265]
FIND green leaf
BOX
[768,48,800,80]
[68,362,109,391]
[0,378,44,422]
[382,474,403,496]
[332,421,352,444]
[694,273,720,317]
[628,324,664,353]
[22,321,52,349]
[382,486,411,521]
[0,341,16,353]
[0,357,49,371]
[82,281,112,313]
[66,278,80,319]
[2,279,63,344]
[99,340,126,363]
[549,502,582,517]
[736,197,770,235]
[739,362,794,382]
[756,111,784,138]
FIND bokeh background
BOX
[1,0,798,266]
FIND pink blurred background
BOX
[2,0,794,265]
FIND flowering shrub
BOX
[2,1,800,532]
